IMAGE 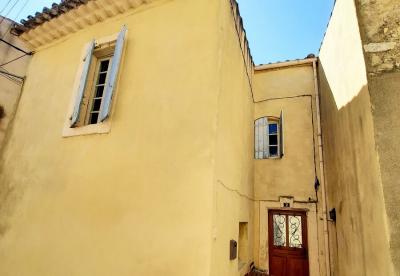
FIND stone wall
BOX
[356,0,400,75]
[356,1,400,273]
[319,0,395,274]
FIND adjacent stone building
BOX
[319,0,399,275]
[0,16,31,150]
[0,0,398,275]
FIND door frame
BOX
[268,209,309,275]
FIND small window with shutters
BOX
[84,56,113,126]
[254,112,284,159]
[63,26,127,137]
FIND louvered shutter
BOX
[70,40,95,127]
[279,110,284,157]
[255,117,269,159]
[255,119,260,159]
[99,25,127,122]
[256,118,265,159]
[263,117,269,158]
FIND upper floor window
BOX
[69,25,127,128]
[255,112,284,159]
[87,57,113,125]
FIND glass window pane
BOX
[269,135,278,145]
[89,112,99,124]
[269,123,278,134]
[92,98,102,112]
[288,215,303,248]
[95,85,104,98]
[97,72,107,85]
[273,214,286,247]
[270,146,278,156]
[100,59,110,72]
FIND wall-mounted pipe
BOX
[312,60,331,276]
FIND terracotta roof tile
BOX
[12,0,90,35]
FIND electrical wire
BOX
[0,0,30,85]
[0,0,31,71]
[0,71,22,85]
[0,0,13,15]
[0,53,27,67]
[0,0,29,39]
[0,0,21,26]
[0,74,22,85]
[0,66,22,85]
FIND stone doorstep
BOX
[245,270,269,276]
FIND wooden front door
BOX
[268,210,309,276]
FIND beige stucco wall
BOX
[209,1,254,275]
[253,64,324,275]
[254,65,316,202]
[0,1,233,275]
[254,65,315,102]
[0,17,31,151]
[319,0,395,275]
[355,0,400,273]
[368,72,400,275]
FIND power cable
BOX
[0,0,30,86]
[0,38,32,54]
[0,71,22,84]
[0,53,27,66]
[0,0,13,15]
[0,0,21,27]
[0,0,29,39]
[0,66,23,84]
[0,0,31,71]
[0,69,23,80]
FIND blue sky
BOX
[237,0,335,64]
[1,0,334,64]
[1,0,57,23]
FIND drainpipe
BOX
[312,60,331,276]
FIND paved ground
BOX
[246,270,269,276]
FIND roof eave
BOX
[255,57,318,71]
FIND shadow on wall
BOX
[0,106,5,121]
[368,72,400,273]
[0,107,17,239]
[0,165,17,238]
[318,62,394,276]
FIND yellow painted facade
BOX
[0,1,221,275]
[253,64,326,276]
[0,0,399,275]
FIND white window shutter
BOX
[263,117,269,158]
[255,117,270,159]
[70,40,95,127]
[255,119,260,159]
[255,118,261,159]
[257,118,265,159]
[99,25,127,122]
[280,110,284,157]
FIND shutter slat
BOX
[255,120,259,158]
[70,40,95,127]
[99,25,127,122]
[280,110,284,157]
[264,117,269,158]
[259,119,265,159]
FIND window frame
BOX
[254,114,284,160]
[267,118,280,158]
[62,29,127,138]
[85,56,113,125]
